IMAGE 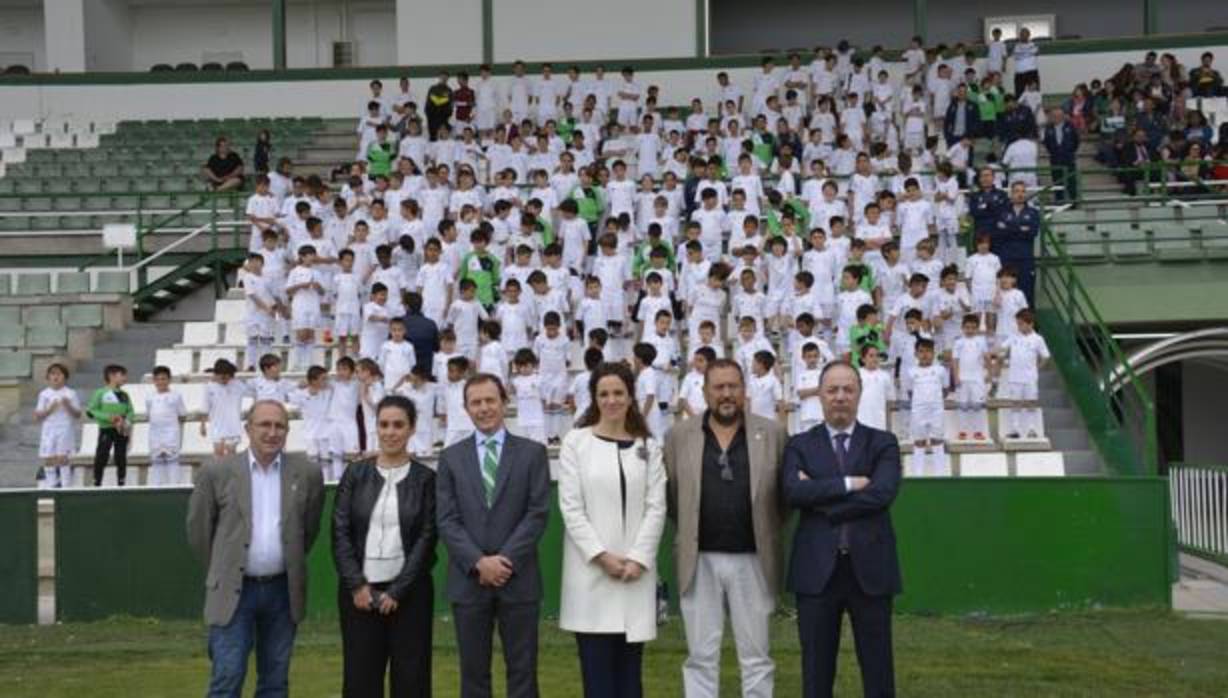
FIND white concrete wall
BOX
[492,0,696,62]
[1,40,1226,121]
[0,7,45,72]
[127,1,396,71]
[44,0,86,73]
[396,0,482,65]
[84,0,134,72]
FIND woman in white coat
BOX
[558,361,668,698]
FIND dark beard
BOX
[710,404,743,427]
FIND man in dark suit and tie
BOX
[436,373,551,698]
[781,361,903,698]
[1043,107,1081,204]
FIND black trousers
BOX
[452,598,539,698]
[1014,70,1039,97]
[796,554,895,698]
[339,578,434,698]
[575,633,643,698]
[1051,160,1079,203]
[93,427,128,486]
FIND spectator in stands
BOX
[253,129,272,174]
[1134,96,1168,151]
[1184,110,1214,146]
[202,136,245,191]
[995,182,1041,304]
[942,83,979,147]
[558,361,666,698]
[1190,52,1224,97]
[781,360,902,698]
[425,70,454,142]
[331,394,437,697]
[1010,27,1040,97]
[401,291,440,377]
[1119,127,1157,196]
[1134,51,1163,90]
[999,93,1034,145]
[186,399,325,698]
[1042,107,1080,204]
[662,358,788,697]
[454,70,476,129]
[1063,84,1094,133]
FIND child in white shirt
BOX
[734,317,775,380]
[908,339,950,477]
[396,366,438,456]
[510,349,548,445]
[445,279,489,362]
[856,346,894,431]
[241,254,280,372]
[966,234,1002,324]
[379,318,418,393]
[951,315,992,441]
[533,313,572,443]
[792,343,825,434]
[201,359,248,457]
[327,357,363,479]
[285,246,325,370]
[146,365,187,486]
[478,320,508,385]
[415,238,452,327]
[290,366,333,471]
[677,348,712,419]
[633,343,668,442]
[35,363,81,489]
[835,267,874,355]
[747,351,785,423]
[568,347,603,427]
[332,249,363,358]
[993,269,1029,348]
[356,359,386,455]
[360,283,392,361]
[999,309,1051,439]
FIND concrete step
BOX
[1062,449,1103,475]
[1047,427,1091,451]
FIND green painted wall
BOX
[1060,262,1228,327]
[43,478,1170,623]
[0,493,39,625]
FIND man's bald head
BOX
[246,400,290,466]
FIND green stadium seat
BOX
[55,272,91,294]
[0,323,22,348]
[1061,228,1107,261]
[44,179,75,195]
[64,163,91,178]
[53,196,83,212]
[33,164,61,178]
[63,304,103,328]
[0,180,16,194]
[1150,222,1201,262]
[22,196,52,212]
[1136,206,1179,223]
[84,196,114,211]
[0,216,30,231]
[24,306,60,326]
[0,274,10,295]
[0,351,32,378]
[0,197,20,212]
[15,180,42,194]
[26,324,66,348]
[103,179,131,194]
[94,270,130,293]
[92,163,119,178]
[1096,222,1148,261]
[31,215,61,231]
[14,273,51,296]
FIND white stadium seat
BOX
[155,348,195,376]
[1015,452,1066,477]
[214,300,246,324]
[182,322,220,346]
[959,453,1009,477]
[197,348,238,372]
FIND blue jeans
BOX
[206,575,297,698]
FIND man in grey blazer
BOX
[436,373,551,698]
[663,358,789,698]
[186,400,325,698]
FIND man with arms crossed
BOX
[781,361,903,698]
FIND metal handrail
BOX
[123,219,244,273]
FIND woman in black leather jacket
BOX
[332,394,437,697]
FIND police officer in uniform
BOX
[995,182,1041,304]
[968,167,1010,242]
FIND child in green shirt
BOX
[366,124,394,177]
[458,227,501,308]
[85,364,135,487]
[849,305,888,367]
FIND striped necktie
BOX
[834,433,851,551]
[482,437,499,505]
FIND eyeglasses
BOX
[717,450,733,482]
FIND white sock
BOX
[331,454,345,481]
[930,443,947,476]
[245,340,260,370]
[57,464,73,488]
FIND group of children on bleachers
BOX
[38,40,1072,485]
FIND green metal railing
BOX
[1036,211,1158,476]
[1169,463,1228,566]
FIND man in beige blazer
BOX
[187,400,325,698]
[663,358,789,698]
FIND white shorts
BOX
[514,422,546,444]
[330,420,361,455]
[39,426,76,459]
[291,310,321,332]
[333,312,360,337]
[909,404,945,441]
[1001,380,1038,402]
[955,380,987,408]
[246,317,274,341]
[475,109,497,131]
[306,434,331,459]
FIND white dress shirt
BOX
[246,452,285,577]
[364,461,412,583]
[826,422,858,492]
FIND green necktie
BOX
[482,437,499,505]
